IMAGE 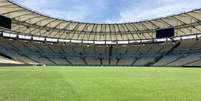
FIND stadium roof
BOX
[0,0,201,42]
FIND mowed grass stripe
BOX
[0,67,200,101]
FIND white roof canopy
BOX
[0,0,201,41]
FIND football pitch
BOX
[0,66,201,101]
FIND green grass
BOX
[0,66,201,101]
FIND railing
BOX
[1,30,201,45]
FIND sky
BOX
[12,0,201,23]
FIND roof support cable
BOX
[1,9,24,16]
[161,17,189,36]
[172,16,193,35]
[41,20,64,37]
[92,24,98,42]
[85,24,94,43]
[141,23,154,39]
[123,24,135,40]
[56,22,72,39]
[130,24,147,40]
[185,13,201,33]
[69,23,81,40]
[77,24,88,40]
[116,25,124,41]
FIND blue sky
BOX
[12,0,201,23]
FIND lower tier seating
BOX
[0,37,201,66]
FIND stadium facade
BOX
[0,0,201,66]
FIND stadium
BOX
[0,0,201,101]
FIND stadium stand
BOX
[0,37,200,66]
[0,55,22,64]
[0,0,201,66]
